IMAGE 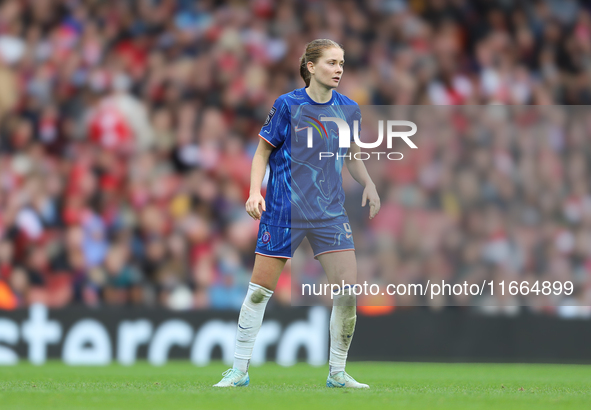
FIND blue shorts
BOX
[255,222,355,259]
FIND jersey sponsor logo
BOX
[261,231,271,244]
[263,106,276,126]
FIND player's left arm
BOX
[345,143,381,219]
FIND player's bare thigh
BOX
[250,254,288,291]
[317,250,357,286]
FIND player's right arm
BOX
[246,138,274,220]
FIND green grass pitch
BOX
[1,361,590,409]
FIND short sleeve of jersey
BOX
[259,98,290,148]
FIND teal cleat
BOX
[326,371,369,388]
[213,369,250,387]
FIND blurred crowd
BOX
[1,0,591,311]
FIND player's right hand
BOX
[246,192,266,220]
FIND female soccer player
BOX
[214,39,380,388]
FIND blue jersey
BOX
[258,87,361,228]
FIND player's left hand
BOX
[361,183,380,219]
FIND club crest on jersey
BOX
[261,231,271,244]
[263,107,276,126]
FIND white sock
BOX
[329,284,356,376]
[233,282,273,373]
